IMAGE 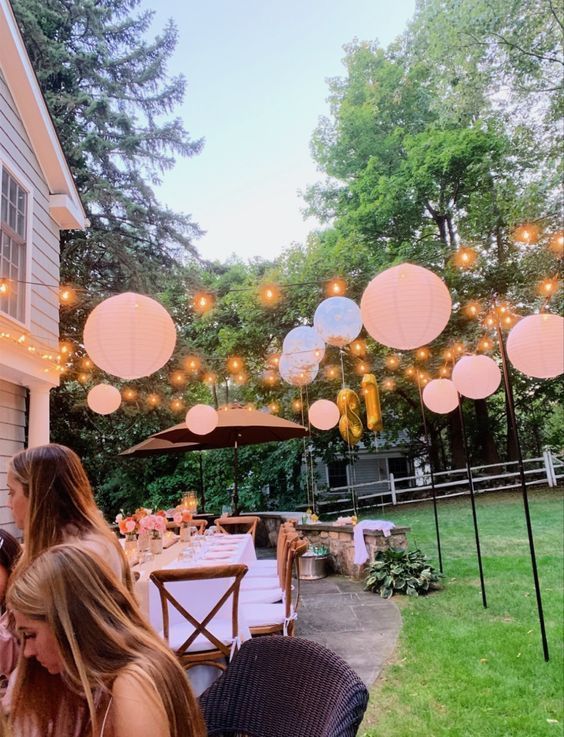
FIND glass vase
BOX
[150,533,163,556]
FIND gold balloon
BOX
[336,388,363,445]
[362,373,383,432]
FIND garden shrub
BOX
[364,547,442,599]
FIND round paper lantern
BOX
[279,353,318,386]
[452,355,501,399]
[185,404,219,435]
[87,383,121,415]
[360,263,451,350]
[422,379,459,414]
[308,399,340,430]
[84,292,176,379]
[507,314,564,379]
[282,326,325,369]
[313,297,362,347]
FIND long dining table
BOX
[132,533,256,695]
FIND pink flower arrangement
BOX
[173,510,193,526]
[139,513,167,538]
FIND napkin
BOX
[163,533,179,549]
[204,551,232,560]
[353,520,396,565]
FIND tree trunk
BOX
[473,399,501,466]
[448,410,466,469]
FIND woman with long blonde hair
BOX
[7,444,131,589]
[7,544,207,737]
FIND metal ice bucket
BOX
[298,554,329,580]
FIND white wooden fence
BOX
[316,450,564,513]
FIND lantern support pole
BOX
[199,453,206,513]
[232,438,240,516]
[304,385,318,515]
[299,387,313,512]
[339,348,359,517]
[416,379,444,573]
[496,322,549,661]
[456,397,488,609]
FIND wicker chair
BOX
[199,636,369,737]
[214,516,260,543]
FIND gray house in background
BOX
[0,0,87,532]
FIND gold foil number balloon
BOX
[361,373,383,432]
[336,388,363,445]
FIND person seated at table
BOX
[7,544,207,737]
[7,444,131,589]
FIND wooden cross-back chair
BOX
[150,564,247,671]
[166,517,208,533]
[214,515,260,543]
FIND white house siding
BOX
[0,68,60,349]
[0,379,25,533]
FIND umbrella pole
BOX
[199,453,206,513]
[232,439,240,515]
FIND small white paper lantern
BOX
[282,326,325,369]
[422,379,459,414]
[360,263,451,350]
[185,404,219,435]
[507,314,564,379]
[308,399,340,430]
[84,292,176,379]
[452,355,501,399]
[279,353,319,386]
[87,383,121,415]
[313,297,362,347]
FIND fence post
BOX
[547,451,557,487]
[389,473,397,505]
[543,450,554,488]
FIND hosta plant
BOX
[364,548,442,599]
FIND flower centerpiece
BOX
[139,513,167,555]
[173,509,193,542]
[116,514,138,555]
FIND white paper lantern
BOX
[308,399,340,430]
[84,292,176,379]
[360,263,451,350]
[452,355,501,399]
[87,383,121,415]
[422,379,459,414]
[279,353,319,386]
[313,297,362,347]
[282,326,325,369]
[507,314,564,379]
[185,404,219,435]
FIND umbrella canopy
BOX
[120,408,308,513]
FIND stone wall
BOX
[297,523,410,579]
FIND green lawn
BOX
[359,488,564,737]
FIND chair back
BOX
[150,564,247,668]
[215,515,260,542]
[200,636,369,737]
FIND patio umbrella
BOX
[120,408,308,513]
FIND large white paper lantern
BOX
[452,355,501,399]
[360,263,451,350]
[282,326,325,369]
[279,353,318,386]
[83,292,176,379]
[507,314,564,379]
[87,383,121,415]
[185,404,219,435]
[313,297,362,347]
[422,379,459,414]
[308,399,340,430]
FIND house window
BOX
[327,460,348,489]
[388,456,409,479]
[1,168,27,323]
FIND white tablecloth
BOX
[133,533,256,695]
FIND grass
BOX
[358,488,564,737]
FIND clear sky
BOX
[144,1,416,263]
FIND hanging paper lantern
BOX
[86,383,121,415]
[452,355,501,399]
[84,293,176,379]
[360,263,451,350]
[507,314,564,379]
[313,297,362,347]
[279,353,318,386]
[185,404,219,435]
[422,379,459,414]
[308,399,340,430]
[282,326,325,369]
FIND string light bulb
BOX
[227,356,244,374]
[268,401,280,414]
[324,364,339,380]
[122,387,137,401]
[259,283,281,306]
[464,301,481,319]
[170,398,185,412]
[193,291,214,314]
[325,277,347,297]
[538,278,559,297]
[513,223,540,245]
[454,246,477,269]
[382,378,396,391]
[439,365,451,378]
[59,286,77,306]
[147,393,160,408]
[478,337,493,353]
[385,354,400,370]
[548,231,563,257]
[0,279,9,296]
[203,372,217,385]
[183,355,201,374]
[415,347,430,362]
[351,339,366,356]
[170,371,186,386]
[291,398,303,413]
[266,353,280,368]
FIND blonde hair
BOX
[9,443,132,591]
[7,544,206,737]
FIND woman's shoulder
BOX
[109,663,169,737]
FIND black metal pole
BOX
[417,379,444,573]
[496,323,549,661]
[199,453,206,513]
[232,439,240,516]
[456,397,488,608]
